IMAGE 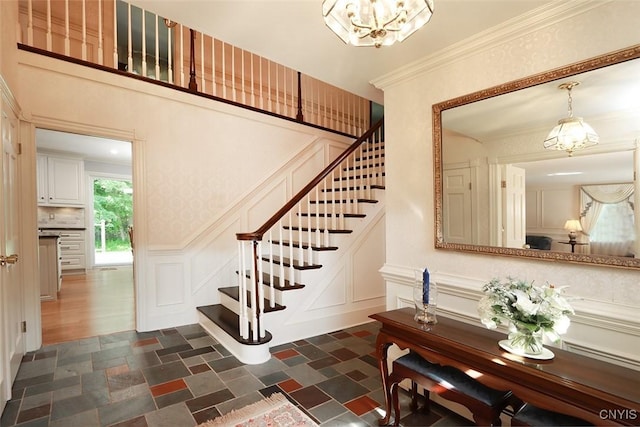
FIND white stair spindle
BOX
[307,195,313,265]
[268,230,275,307]
[241,49,246,106]
[211,37,216,96]
[323,179,329,247]
[238,241,248,339]
[278,220,285,288]
[256,241,265,338]
[298,202,304,267]
[250,242,258,341]
[315,187,321,248]
[288,211,295,289]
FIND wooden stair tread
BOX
[309,198,378,204]
[197,305,272,345]
[219,286,285,312]
[343,163,384,170]
[237,271,305,290]
[283,225,352,234]
[335,173,385,181]
[261,255,322,270]
[322,184,385,192]
[270,240,338,251]
[298,212,365,218]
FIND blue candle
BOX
[422,268,430,304]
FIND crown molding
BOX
[371,0,611,91]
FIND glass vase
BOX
[413,272,437,324]
[507,323,544,355]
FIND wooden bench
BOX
[388,351,513,426]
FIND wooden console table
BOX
[370,308,640,426]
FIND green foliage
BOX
[94,179,132,251]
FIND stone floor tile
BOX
[97,394,156,427]
[224,374,265,398]
[184,389,234,414]
[154,388,194,409]
[141,361,191,387]
[315,375,369,404]
[145,402,195,427]
[309,399,348,423]
[183,371,225,397]
[49,409,100,427]
[284,363,327,387]
[289,385,331,410]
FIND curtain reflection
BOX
[581,184,635,257]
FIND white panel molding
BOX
[153,261,186,307]
[372,1,607,90]
[351,213,387,303]
[381,264,640,367]
[563,341,640,370]
[190,218,242,294]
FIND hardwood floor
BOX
[40,266,135,346]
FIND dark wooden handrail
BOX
[236,118,384,242]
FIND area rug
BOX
[198,392,317,427]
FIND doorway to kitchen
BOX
[36,128,135,345]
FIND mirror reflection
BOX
[434,44,640,268]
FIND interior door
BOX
[502,164,526,248]
[443,168,472,244]
[1,98,24,411]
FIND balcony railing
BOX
[17,0,371,136]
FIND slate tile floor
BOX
[1,322,471,426]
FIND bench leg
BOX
[390,381,401,426]
[409,381,418,411]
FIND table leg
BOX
[376,332,394,426]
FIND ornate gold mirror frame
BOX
[433,44,640,269]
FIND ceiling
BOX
[129,0,554,103]
[36,129,132,165]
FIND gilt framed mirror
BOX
[433,44,640,269]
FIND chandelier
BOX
[543,81,599,156]
[322,0,435,48]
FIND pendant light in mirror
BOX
[543,82,599,156]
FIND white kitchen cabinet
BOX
[37,154,85,206]
[58,230,86,274]
[39,236,61,301]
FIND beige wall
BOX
[377,1,640,367]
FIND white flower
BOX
[553,314,571,335]
[479,277,573,339]
[513,290,539,316]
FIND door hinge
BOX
[18,143,22,155]
[21,320,27,333]
[501,180,506,188]
[468,182,472,190]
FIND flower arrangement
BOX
[478,277,574,354]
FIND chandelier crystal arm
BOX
[323,0,434,48]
